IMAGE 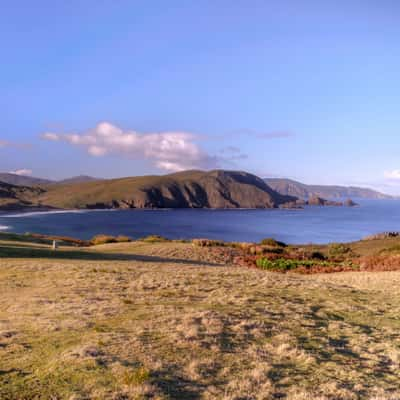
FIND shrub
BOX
[141,235,169,243]
[255,257,333,272]
[260,238,287,247]
[91,234,117,245]
[115,235,131,243]
[310,251,326,260]
[266,247,285,254]
[328,243,352,258]
[256,258,304,271]
[192,238,225,247]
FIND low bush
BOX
[310,251,326,260]
[260,238,287,247]
[91,234,117,245]
[328,243,353,258]
[115,235,131,243]
[141,235,170,243]
[256,257,333,272]
[248,245,284,255]
[192,238,225,247]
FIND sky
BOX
[1,0,400,193]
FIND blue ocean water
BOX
[1,200,400,244]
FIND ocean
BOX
[1,200,400,244]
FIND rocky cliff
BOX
[0,181,45,210]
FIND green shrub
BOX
[255,258,332,271]
[256,258,300,271]
[328,243,352,258]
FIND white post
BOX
[52,240,58,250]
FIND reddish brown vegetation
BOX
[359,255,400,271]
[199,240,400,274]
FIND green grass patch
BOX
[256,258,334,271]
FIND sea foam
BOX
[1,209,115,218]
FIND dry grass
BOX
[0,240,400,399]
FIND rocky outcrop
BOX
[344,198,358,207]
[307,196,358,207]
[363,232,400,241]
[0,181,45,210]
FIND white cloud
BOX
[41,122,218,172]
[384,170,400,180]
[9,169,33,176]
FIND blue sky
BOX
[1,1,400,193]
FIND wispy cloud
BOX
[9,169,33,176]
[41,122,219,172]
[219,146,248,163]
[0,139,32,149]
[226,129,295,140]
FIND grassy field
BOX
[1,237,400,399]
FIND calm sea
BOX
[1,200,400,244]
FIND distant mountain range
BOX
[264,178,393,200]
[0,171,394,211]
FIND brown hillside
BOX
[37,170,296,209]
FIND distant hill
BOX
[0,173,53,187]
[36,170,296,210]
[55,175,101,185]
[264,178,393,200]
[0,173,102,187]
